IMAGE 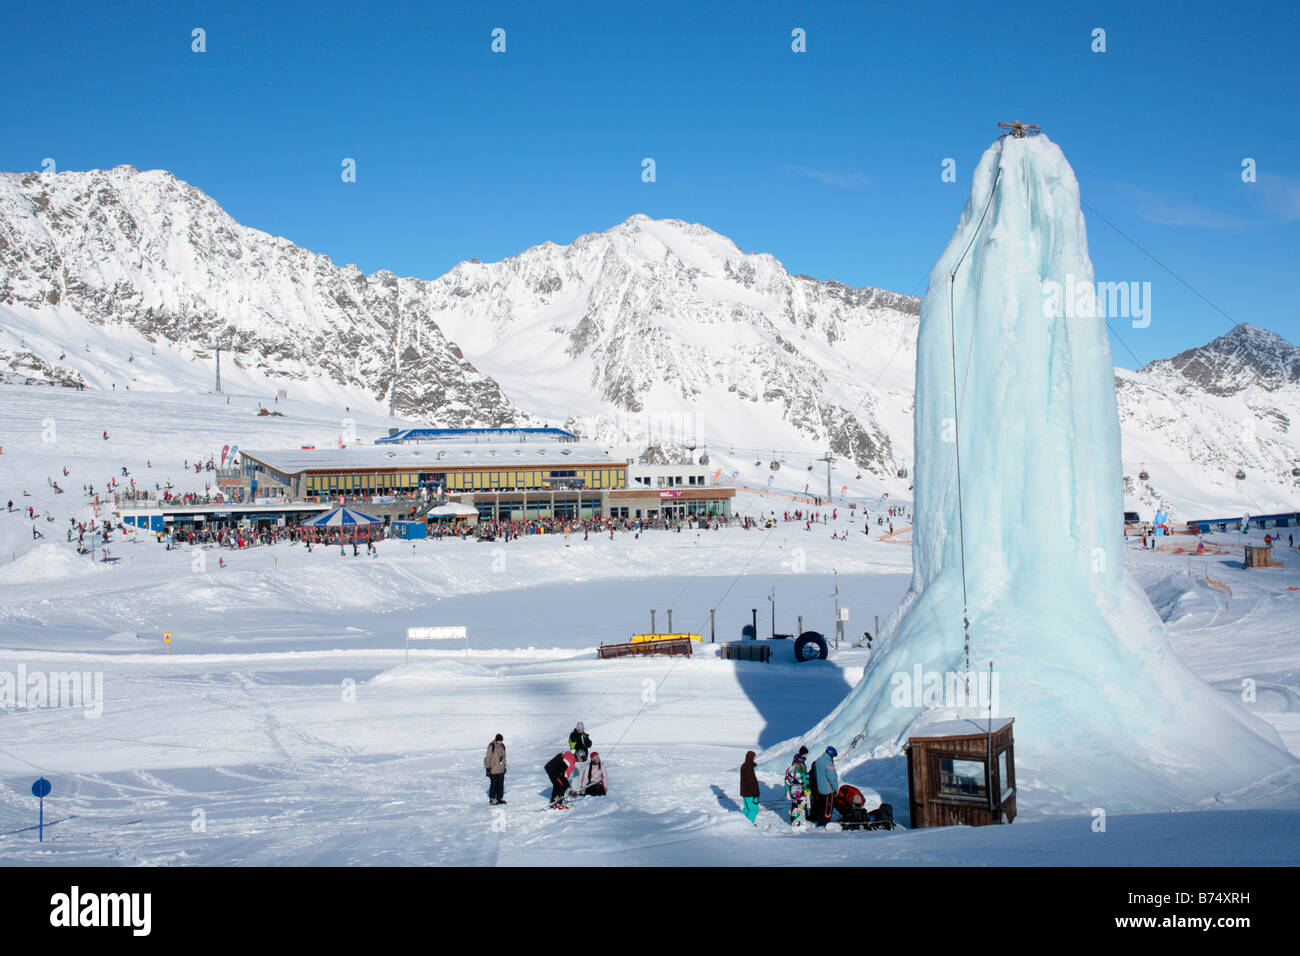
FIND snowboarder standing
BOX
[785,750,811,828]
[484,733,507,805]
[809,746,839,827]
[739,751,761,825]
[544,751,578,806]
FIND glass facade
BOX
[286,464,627,496]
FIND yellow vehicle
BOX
[629,632,702,644]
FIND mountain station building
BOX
[238,428,735,523]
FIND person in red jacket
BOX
[544,751,577,806]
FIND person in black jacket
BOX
[569,722,591,753]
[544,751,577,806]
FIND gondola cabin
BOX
[905,717,1016,828]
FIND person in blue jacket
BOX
[809,746,839,827]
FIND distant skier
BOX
[484,733,507,805]
[569,722,591,753]
[785,750,810,828]
[544,751,578,806]
[809,746,839,828]
[739,751,761,825]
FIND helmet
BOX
[576,722,584,732]
[826,746,838,758]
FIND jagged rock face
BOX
[0,166,515,425]
[1149,324,1300,396]
[0,346,87,388]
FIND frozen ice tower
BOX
[777,134,1295,810]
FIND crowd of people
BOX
[739,744,841,829]
[9,429,917,571]
[483,720,611,809]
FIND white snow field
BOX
[0,375,1298,865]
[792,135,1299,815]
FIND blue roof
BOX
[376,427,577,444]
[1191,511,1300,526]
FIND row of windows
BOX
[632,475,709,487]
[304,473,420,491]
[297,467,629,493]
[475,498,604,520]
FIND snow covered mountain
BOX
[0,164,1296,515]
[0,166,515,425]
[1116,325,1300,517]
[417,213,920,474]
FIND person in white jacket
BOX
[580,752,609,796]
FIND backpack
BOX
[834,784,866,815]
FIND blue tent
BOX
[301,506,383,528]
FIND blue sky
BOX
[2,0,1296,367]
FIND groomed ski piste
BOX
[1,383,1298,866]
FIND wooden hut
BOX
[905,717,1016,828]
[1243,545,1281,569]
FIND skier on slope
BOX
[544,750,578,806]
[785,747,811,828]
[809,746,839,827]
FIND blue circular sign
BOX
[32,778,51,799]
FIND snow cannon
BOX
[793,631,828,662]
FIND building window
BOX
[938,757,987,799]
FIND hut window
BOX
[939,757,987,799]
[998,749,1012,798]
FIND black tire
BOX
[793,631,828,662]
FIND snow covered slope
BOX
[786,134,1297,811]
